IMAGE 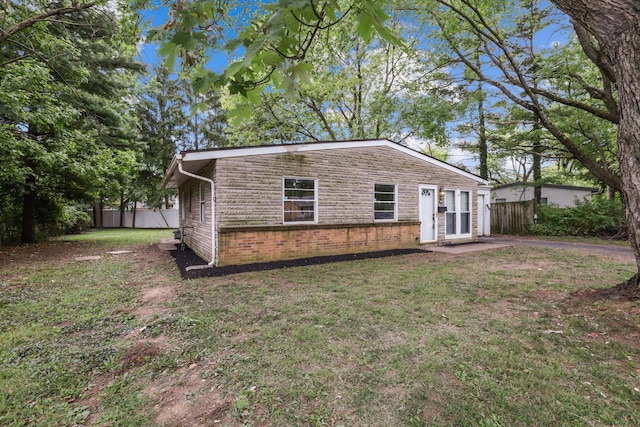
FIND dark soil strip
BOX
[169,246,426,279]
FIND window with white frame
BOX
[199,183,206,223]
[460,191,470,234]
[445,189,471,236]
[283,178,317,223]
[445,190,457,235]
[374,183,396,220]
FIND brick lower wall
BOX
[217,222,421,266]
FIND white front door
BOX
[419,186,437,242]
[477,191,491,236]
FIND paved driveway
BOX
[479,236,634,257]
[423,236,634,257]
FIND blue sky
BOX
[136,1,240,74]
[137,4,166,70]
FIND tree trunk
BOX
[477,82,488,180]
[119,191,125,228]
[617,55,640,288]
[94,199,103,229]
[132,200,137,229]
[532,119,542,205]
[552,0,640,292]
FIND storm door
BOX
[419,186,437,242]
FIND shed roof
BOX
[161,139,488,189]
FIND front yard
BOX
[1,230,639,426]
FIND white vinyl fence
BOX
[101,209,179,229]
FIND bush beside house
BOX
[527,196,626,238]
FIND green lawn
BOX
[1,230,639,426]
[55,228,173,246]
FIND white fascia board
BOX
[160,155,181,189]
[178,139,488,185]
[179,140,388,162]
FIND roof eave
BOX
[160,139,489,188]
[160,155,181,190]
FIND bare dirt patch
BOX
[140,285,176,304]
[145,362,233,427]
[121,342,164,370]
[569,282,640,303]
[565,288,640,347]
[132,285,177,319]
[0,241,89,278]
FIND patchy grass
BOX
[1,230,639,426]
[56,228,172,247]
[0,230,176,426]
[0,259,141,425]
[169,247,640,426]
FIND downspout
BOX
[177,155,217,267]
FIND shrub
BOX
[36,201,92,238]
[0,198,91,246]
[527,196,626,238]
[57,204,92,235]
[0,186,23,245]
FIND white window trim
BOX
[282,177,318,224]
[373,183,397,221]
[445,189,472,238]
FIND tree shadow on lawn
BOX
[571,275,640,302]
[169,245,426,279]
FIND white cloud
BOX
[136,34,147,54]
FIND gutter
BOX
[176,155,217,268]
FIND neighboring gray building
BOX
[492,183,599,208]
[161,139,490,267]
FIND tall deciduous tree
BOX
[1,0,143,242]
[424,0,619,186]
[550,0,640,295]
[223,11,459,146]
[0,0,100,45]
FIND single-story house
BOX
[161,139,491,267]
[492,183,599,208]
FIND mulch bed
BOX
[169,246,426,279]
